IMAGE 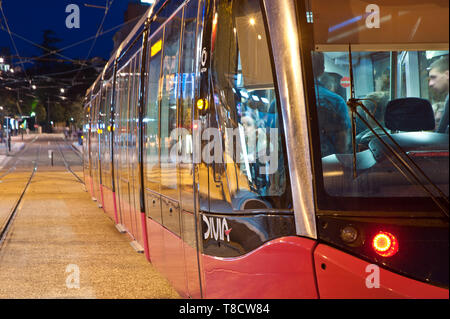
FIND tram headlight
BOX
[340,226,358,243]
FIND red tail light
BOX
[372,231,399,257]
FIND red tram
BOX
[83,0,449,298]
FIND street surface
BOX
[0,134,179,299]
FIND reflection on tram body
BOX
[82,0,449,299]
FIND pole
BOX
[6,117,11,154]
[47,96,51,133]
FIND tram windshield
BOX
[307,0,449,208]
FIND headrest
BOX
[384,98,435,131]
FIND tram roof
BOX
[85,0,181,100]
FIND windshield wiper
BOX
[346,44,449,218]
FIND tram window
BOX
[311,49,449,198]
[129,55,139,156]
[211,0,292,210]
[144,30,164,193]
[106,82,113,189]
[120,63,131,178]
[116,69,124,178]
[160,12,182,200]
[100,84,110,190]
[308,1,449,201]
[151,0,183,32]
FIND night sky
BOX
[0,0,147,65]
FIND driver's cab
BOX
[308,0,449,206]
[317,49,449,200]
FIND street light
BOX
[60,88,65,94]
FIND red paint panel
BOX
[314,244,449,299]
[146,218,188,297]
[134,205,143,248]
[120,191,133,238]
[163,227,187,297]
[85,175,93,197]
[146,218,166,274]
[116,192,133,241]
[112,191,119,224]
[140,212,150,261]
[184,241,201,299]
[182,211,202,299]
[202,237,318,299]
[92,175,100,203]
[128,194,138,244]
[101,186,115,222]
[99,183,105,208]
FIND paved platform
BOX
[0,134,38,169]
[0,135,180,299]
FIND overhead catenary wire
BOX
[17,14,142,65]
[1,14,142,67]
[0,2,144,92]
[0,1,30,83]
[0,13,143,91]
[73,0,115,83]
[1,29,82,66]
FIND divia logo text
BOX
[203,215,232,242]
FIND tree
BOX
[65,95,84,127]
[37,30,63,72]
[2,29,104,131]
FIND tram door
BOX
[159,8,188,296]
[117,62,133,236]
[84,103,92,193]
[128,53,143,247]
[178,0,203,298]
[114,73,123,227]
[98,87,108,208]
[143,0,202,298]
[91,97,101,204]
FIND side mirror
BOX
[384,97,435,132]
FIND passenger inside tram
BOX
[209,0,291,210]
[320,71,346,100]
[428,56,449,133]
[356,91,390,150]
[312,51,351,157]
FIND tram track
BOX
[0,135,83,251]
[0,140,41,249]
[54,139,84,185]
